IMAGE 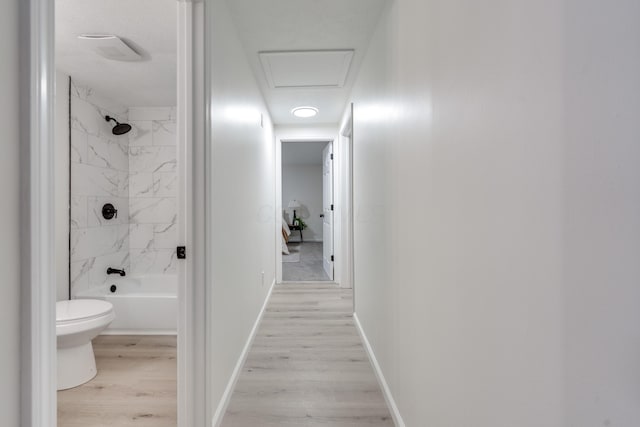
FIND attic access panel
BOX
[259,50,354,89]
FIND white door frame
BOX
[177,1,207,426]
[322,141,335,280]
[276,138,334,284]
[22,0,207,425]
[337,104,354,293]
[22,0,57,424]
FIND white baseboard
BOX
[211,278,276,426]
[100,329,177,336]
[353,313,406,427]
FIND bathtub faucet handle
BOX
[106,267,126,277]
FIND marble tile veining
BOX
[87,135,129,171]
[152,120,177,146]
[130,197,177,225]
[70,225,129,262]
[129,146,177,173]
[130,224,155,250]
[72,163,128,198]
[130,172,156,198]
[70,196,88,229]
[129,120,153,147]
[71,129,87,164]
[128,106,174,122]
[153,173,178,197]
[130,248,177,275]
[70,258,94,297]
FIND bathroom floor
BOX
[57,335,176,427]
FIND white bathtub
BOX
[76,275,177,335]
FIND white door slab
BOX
[322,142,334,280]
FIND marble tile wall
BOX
[128,107,178,276]
[69,82,178,296]
[70,81,130,297]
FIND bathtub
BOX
[75,275,177,335]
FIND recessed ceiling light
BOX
[291,106,318,118]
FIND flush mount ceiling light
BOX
[291,106,319,118]
[77,34,142,61]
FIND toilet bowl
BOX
[56,299,115,391]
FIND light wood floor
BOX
[220,283,394,427]
[58,335,176,427]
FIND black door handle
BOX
[320,214,324,218]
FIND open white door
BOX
[322,142,334,280]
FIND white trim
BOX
[275,136,283,283]
[211,279,277,426]
[337,104,354,291]
[280,280,338,285]
[276,137,336,284]
[26,0,205,425]
[22,0,57,425]
[280,138,334,143]
[177,2,206,427]
[353,313,406,427]
[101,330,177,336]
[286,238,324,243]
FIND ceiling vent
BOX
[77,34,142,62]
[259,50,354,89]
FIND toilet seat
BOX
[56,299,114,325]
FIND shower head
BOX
[105,115,132,136]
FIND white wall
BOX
[208,0,276,420]
[275,124,338,142]
[282,162,323,242]
[564,1,640,425]
[0,0,21,424]
[351,1,565,426]
[352,1,640,426]
[55,71,70,301]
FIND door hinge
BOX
[330,153,334,160]
[331,204,334,211]
[177,246,186,259]
[331,255,334,262]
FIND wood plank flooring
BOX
[58,335,176,427]
[220,283,393,427]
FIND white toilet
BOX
[56,299,115,391]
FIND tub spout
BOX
[106,267,126,277]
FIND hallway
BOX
[220,283,393,426]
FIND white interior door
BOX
[322,142,334,280]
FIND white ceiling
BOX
[282,142,327,165]
[226,0,387,125]
[55,0,177,107]
[55,0,387,116]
